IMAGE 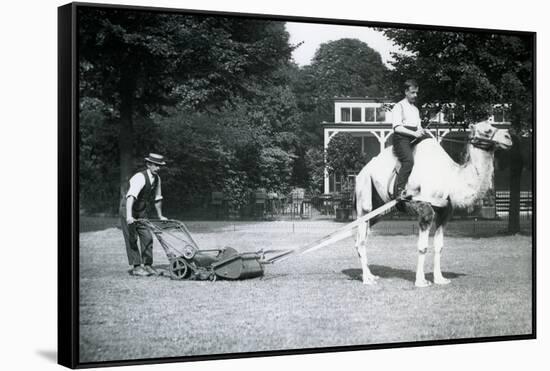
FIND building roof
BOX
[333,97,393,103]
[320,122,512,129]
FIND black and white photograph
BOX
[55,1,537,369]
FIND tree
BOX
[78,8,295,207]
[79,97,120,213]
[381,29,533,232]
[152,68,303,214]
[303,148,326,195]
[290,39,388,194]
[326,133,368,192]
[292,39,388,140]
[307,38,388,108]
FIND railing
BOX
[495,191,533,216]
[204,190,533,222]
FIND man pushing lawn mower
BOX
[120,153,168,277]
[118,152,265,281]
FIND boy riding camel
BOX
[391,79,430,201]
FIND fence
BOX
[495,191,533,217]
[181,190,534,223]
[206,189,313,220]
[79,213,533,238]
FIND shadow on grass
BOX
[342,265,466,283]
[151,263,283,281]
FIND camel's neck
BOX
[449,144,494,209]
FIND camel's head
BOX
[469,121,513,150]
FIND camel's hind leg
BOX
[355,220,379,284]
[433,225,450,285]
[354,170,381,285]
[414,202,435,287]
[433,205,453,285]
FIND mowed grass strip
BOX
[79,223,532,363]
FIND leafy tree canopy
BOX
[79,8,295,115]
[294,39,388,118]
[78,8,301,213]
[325,133,368,177]
[381,29,533,128]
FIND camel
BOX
[353,121,512,287]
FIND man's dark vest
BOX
[132,170,159,218]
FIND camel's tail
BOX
[352,189,357,219]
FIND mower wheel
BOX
[169,257,189,280]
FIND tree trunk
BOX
[118,74,136,211]
[507,134,523,233]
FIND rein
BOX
[435,130,498,151]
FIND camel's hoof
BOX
[415,279,432,288]
[434,277,451,285]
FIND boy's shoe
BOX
[143,265,159,276]
[130,266,151,277]
[397,189,414,201]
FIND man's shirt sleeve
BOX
[126,173,146,199]
[155,178,163,201]
[392,102,403,128]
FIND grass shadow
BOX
[259,273,290,281]
[342,265,466,283]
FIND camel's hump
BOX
[372,138,454,170]
[414,138,455,162]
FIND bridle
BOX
[468,127,499,150]
[434,128,499,151]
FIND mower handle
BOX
[135,218,181,224]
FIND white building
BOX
[322,97,511,194]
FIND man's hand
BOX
[422,128,434,138]
[416,128,432,138]
[126,216,136,224]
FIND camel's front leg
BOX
[415,227,431,287]
[356,221,379,285]
[433,225,451,285]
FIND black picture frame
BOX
[58,2,536,368]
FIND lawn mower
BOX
[136,219,266,281]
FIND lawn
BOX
[78,220,533,364]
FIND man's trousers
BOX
[392,132,415,196]
[119,210,154,266]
